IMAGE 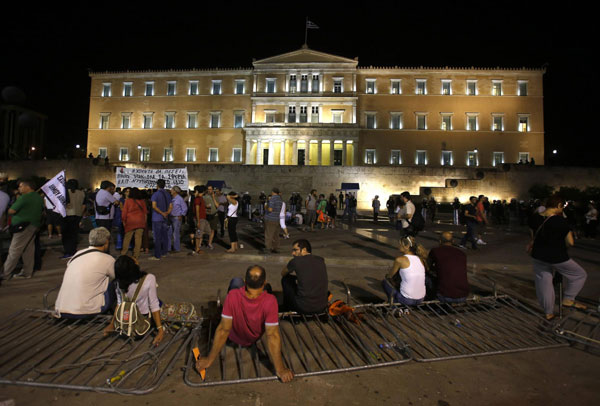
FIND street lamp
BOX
[552,149,557,154]
[75,144,80,149]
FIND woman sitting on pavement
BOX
[103,255,165,346]
[382,236,428,305]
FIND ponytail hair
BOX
[400,236,429,271]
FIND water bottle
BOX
[454,319,462,327]
[378,342,397,349]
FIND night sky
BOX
[1,2,595,165]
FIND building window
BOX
[365,149,376,165]
[187,112,198,129]
[234,112,244,128]
[518,81,528,96]
[163,148,174,162]
[441,114,452,131]
[121,113,131,129]
[311,106,319,123]
[416,79,427,95]
[299,106,307,123]
[466,80,477,96]
[390,113,403,130]
[102,83,111,97]
[492,80,503,96]
[232,147,242,163]
[185,148,196,162]
[492,115,504,131]
[466,114,479,131]
[390,150,402,165]
[332,110,343,124]
[493,152,504,166]
[140,147,150,162]
[312,74,320,93]
[366,79,376,94]
[441,151,453,166]
[366,113,376,129]
[209,148,219,162]
[99,113,110,129]
[123,82,132,97]
[189,81,199,95]
[235,80,245,95]
[288,106,296,123]
[467,151,478,167]
[210,112,221,128]
[265,111,276,123]
[288,75,297,93]
[518,152,530,163]
[333,78,343,93]
[518,115,530,132]
[391,80,402,94]
[145,82,154,96]
[143,113,153,129]
[119,147,129,161]
[266,78,276,93]
[167,81,177,96]
[416,150,427,165]
[98,147,107,159]
[165,112,175,129]
[416,113,427,130]
[300,74,308,92]
[212,80,222,95]
[441,80,452,95]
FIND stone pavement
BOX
[0,213,599,405]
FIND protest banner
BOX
[41,170,67,217]
[115,167,189,190]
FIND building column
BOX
[280,139,286,165]
[256,140,262,165]
[268,140,274,165]
[317,140,322,166]
[305,139,311,165]
[245,139,251,164]
[351,142,356,166]
[251,102,256,123]
[329,140,334,166]
[292,140,298,165]
[342,141,347,166]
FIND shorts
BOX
[195,219,211,236]
[207,214,218,231]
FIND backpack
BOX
[114,275,151,337]
[409,208,425,231]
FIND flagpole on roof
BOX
[304,16,308,47]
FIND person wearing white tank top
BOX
[382,236,426,305]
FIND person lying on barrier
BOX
[382,236,428,306]
[427,231,469,303]
[195,265,294,383]
[55,227,116,318]
[103,255,165,346]
[281,239,329,314]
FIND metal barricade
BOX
[0,309,196,394]
[554,309,600,354]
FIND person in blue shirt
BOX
[149,179,172,260]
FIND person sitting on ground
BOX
[103,255,165,346]
[382,236,428,305]
[281,239,329,314]
[54,227,116,318]
[427,231,469,303]
[195,265,294,383]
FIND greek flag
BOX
[306,20,319,29]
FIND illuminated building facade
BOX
[87,47,544,167]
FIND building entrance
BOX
[297,149,305,165]
[334,149,343,166]
[263,149,269,165]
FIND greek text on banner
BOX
[115,167,189,190]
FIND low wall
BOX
[1,160,599,210]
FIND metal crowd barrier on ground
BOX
[554,309,600,354]
[0,309,195,394]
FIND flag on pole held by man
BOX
[41,170,67,217]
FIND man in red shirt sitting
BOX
[427,231,470,303]
[195,265,294,383]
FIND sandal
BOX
[545,314,556,321]
[562,300,587,310]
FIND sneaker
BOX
[148,256,161,261]
[208,244,214,250]
[477,239,487,245]
[12,273,32,279]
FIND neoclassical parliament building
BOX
[87,47,544,168]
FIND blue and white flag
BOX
[41,170,67,217]
[306,20,319,29]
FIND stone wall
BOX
[1,159,599,209]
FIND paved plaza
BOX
[1,212,599,405]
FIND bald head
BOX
[440,231,453,245]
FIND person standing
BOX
[338,191,344,210]
[61,179,86,259]
[304,189,317,232]
[1,179,44,281]
[95,180,120,251]
[149,179,172,261]
[475,195,488,245]
[327,193,337,229]
[168,186,187,253]
[397,192,415,237]
[44,195,62,239]
[121,187,147,260]
[316,194,328,230]
[226,191,240,253]
[584,202,598,238]
[204,185,219,248]
[372,195,381,223]
[216,188,227,238]
[452,197,461,226]
[264,187,283,254]
[458,196,479,250]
